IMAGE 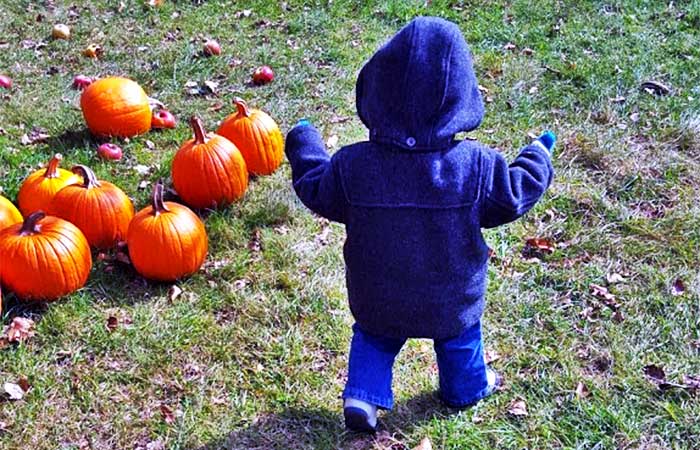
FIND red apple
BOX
[0,75,12,89]
[252,65,274,85]
[151,109,176,129]
[73,75,94,90]
[97,143,123,161]
[203,39,221,56]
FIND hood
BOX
[356,17,484,151]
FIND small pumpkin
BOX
[0,211,92,301]
[0,195,22,231]
[17,153,81,216]
[217,97,284,175]
[80,76,151,138]
[49,165,135,248]
[172,116,248,209]
[127,181,208,281]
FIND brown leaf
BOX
[507,399,528,416]
[248,229,262,254]
[682,374,700,390]
[610,96,626,104]
[203,80,219,95]
[160,403,175,425]
[0,421,8,432]
[575,382,589,399]
[329,115,351,124]
[643,364,666,382]
[524,237,556,255]
[3,382,25,400]
[106,315,119,332]
[412,437,433,450]
[589,284,620,310]
[208,101,224,112]
[606,273,626,284]
[17,376,30,393]
[521,47,534,56]
[640,80,671,96]
[168,285,183,302]
[20,127,50,145]
[485,349,501,364]
[5,317,36,343]
[671,279,685,296]
[503,42,516,51]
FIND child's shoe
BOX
[343,398,378,432]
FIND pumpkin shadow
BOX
[193,392,452,450]
[45,128,101,153]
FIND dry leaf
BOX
[640,80,671,96]
[146,440,165,450]
[326,134,339,148]
[507,399,528,416]
[589,284,620,309]
[412,437,433,450]
[682,374,700,391]
[248,229,262,254]
[485,349,501,364]
[208,101,224,112]
[329,115,351,124]
[503,42,516,51]
[643,364,666,382]
[521,47,534,56]
[203,80,219,95]
[575,382,589,399]
[17,376,30,393]
[160,404,175,425]
[671,279,685,296]
[524,237,556,256]
[20,127,50,145]
[168,285,182,302]
[606,273,626,284]
[3,382,25,400]
[610,96,626,104]
[106,315,119,332]
[5,317,36,343]
[133,165,150,176]
[145,140,155,150]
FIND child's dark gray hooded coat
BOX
[285,17,553,339]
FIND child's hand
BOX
[536,131,556,155]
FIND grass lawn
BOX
[1,0,699,448]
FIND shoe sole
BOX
[344,407,377,433]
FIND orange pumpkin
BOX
[0,211,92,301]
[17,153,81,216]
[49,165,134,248]
[127,181,208,281]
[80,77,151,138]
[172,116,248,209]
[0,195,22,231]
[217,97,284,175]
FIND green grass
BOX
[1,0,699,449]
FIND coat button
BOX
[406,137,416,147]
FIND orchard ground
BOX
[1,1,699,449]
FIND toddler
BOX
[285,17,555,432]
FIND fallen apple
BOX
[252,65,274,85]
[97,143,123,161]
[72,75,94,90]
[0,75,11,89]
[203,39,221,56]
[52,24,71,40]
[82,44,103,58]
[151,109,176,129]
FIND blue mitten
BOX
[294,118,311,129]
[537,131,556,155]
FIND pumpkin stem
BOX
[20,211,45,236]
[234,97,251,118]
[72,165,102,189]
[151,180,170,216]
[43,154,63,179]
[190,116,209,145]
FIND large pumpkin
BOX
[172,116,248,209]
[0,211,92,301]
[127,181,208,281]
[49,165,135,248]
[0,195,22,231]
[217,97,284,175]
[17,153,81,216]
[80,77,151,138]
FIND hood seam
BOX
[429,38,455,148]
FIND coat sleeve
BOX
[480,144,554,228]
[285,124,347,223]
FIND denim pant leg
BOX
[434,320,489,408]
[342,323,406,410]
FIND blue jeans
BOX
[342,321,489,409]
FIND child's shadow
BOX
[195,392,452,450]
